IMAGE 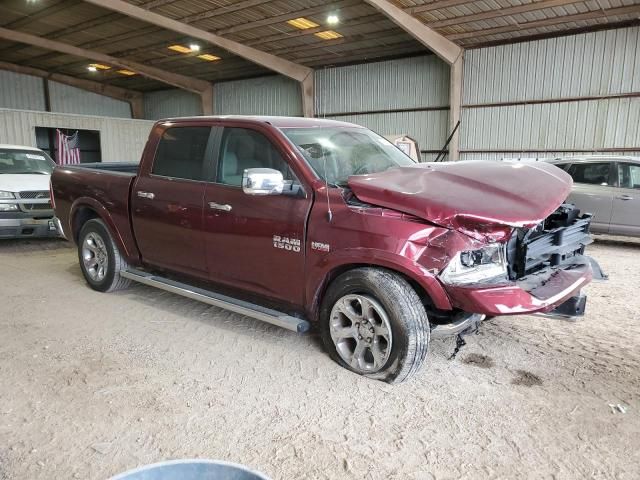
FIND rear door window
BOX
[567,162,612,186]
[152,127,212,181]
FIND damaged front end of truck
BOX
[347,160,607,344]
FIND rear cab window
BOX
[152,127,213,181]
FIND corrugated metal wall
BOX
[461,26,640,160]
[214,75,302,116]
[0,70,45,111]
[0,71,133,118]
[3,26,639,163]
[0,109,153,162]
[143,89,202,120]
[463,98,640,151]
[142,77,302,120]
[49,81,132,118]
[315,56,450,161]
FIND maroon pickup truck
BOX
[51,116,605,383]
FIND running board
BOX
[121,269,310,334]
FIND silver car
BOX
[549,156,640,237]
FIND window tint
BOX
[152,127,211,181]
[567,162,611,186]
[619,163,640,190]
[218,128,290,186]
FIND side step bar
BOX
[121,268,310,334]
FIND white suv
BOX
[0,144,60,239]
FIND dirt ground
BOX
[0,237,639,480]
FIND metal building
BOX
[0,1,638,161]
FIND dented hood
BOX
[348,161,572,230]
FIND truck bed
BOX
[70,162,139,174]
[51,162,140,261]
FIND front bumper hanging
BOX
[536,293,587,321]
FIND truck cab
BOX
[51,116,605,383]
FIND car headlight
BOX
[0,190,15,199]
[0,203,18,211]
[440,243,508,285]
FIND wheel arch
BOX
[69,198,138,262]
[307,253,452,322]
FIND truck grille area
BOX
[19,190,49,199]
[23,202,52,210]
[507,204,593,280]
[17,191,52,212]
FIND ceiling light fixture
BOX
[87,65,97,72]
[168,44,192,53]
[89,63,111,70]
[287,17,319,30]
[189,44,200,52]
[197,54,221,62]
[314,30,343,40]
[327,14,339,25]
[117,69,136,76]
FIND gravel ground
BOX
[0,236,639,479]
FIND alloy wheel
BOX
[329,294,393,374]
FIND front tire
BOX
[78,218,131,292]
[320,268,430,383]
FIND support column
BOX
[201,84,214,115]
[449,54,463,161]
[301,73,314,118]
[130,96,145,119]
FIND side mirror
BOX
[242,168,284,196]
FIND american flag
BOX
[56,129,81,165]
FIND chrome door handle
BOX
[617,195,633,201]
[137,191,155,199]
[208,202,232,212]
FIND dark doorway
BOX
[35,127,102,164]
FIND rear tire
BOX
[320,267,429,383]
[78,218,131,292]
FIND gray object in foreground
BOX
[110,459,271,480]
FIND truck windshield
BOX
[0,149,55,175]
[281,127,415,185]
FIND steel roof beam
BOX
[0,27,209,93]
[82,0,315,116]
[0,60,145,118]
[363,0,462,65]
[0,26,213,115]
[362,0,464,161]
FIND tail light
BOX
[49,180,56,210]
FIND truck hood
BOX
[0,174,51,193]
[348,161,572,232]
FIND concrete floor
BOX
[0,237,638,479]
